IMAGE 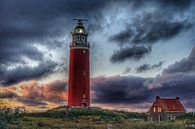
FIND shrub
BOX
[37,121,47,127]
[0,108,23,129]
[177,112,195,120]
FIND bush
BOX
[0,108,23,129]
[177,112,195,120]
[37,121,47,127]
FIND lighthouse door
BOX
[81,100,87,107]
[81,94,87,107]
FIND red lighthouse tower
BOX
[68,19,90,107]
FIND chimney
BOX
[156,96,160,100]
[176,97,180,100]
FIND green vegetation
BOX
[177,112,195,120]
[27,107,146,121]
[1,107,194,129]
[0,108,23,129]
[20,116,188,129]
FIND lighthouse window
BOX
[83,94,86,98]
[76,35,80,40]
[83,71,86,75]
[83,50,86,53]
[73,36,76,41]
[81,36,85,41]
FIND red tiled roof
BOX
[157,98,186,112]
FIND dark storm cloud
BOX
[1,0,113,42]
[91,76,149,104]
[0,0,118,41]
[109,12,192,45]
[0,42,58,85]
[91,74,195,110]
[163,47,195,74]
[123,67,131,74]
[130,0,193,10]
[109,0,193,63]
[147,73,195,109]
[110,46,151,63]
[0,44,44,65]
[109,30,133,44]
[0,60,57,85]
[136,64,151,73]
[1,0,190,41]
[150,74,195,97]
[136,61,165,73]
[152,61,165,68]
[157,0,193,10]
[109,13,192,62]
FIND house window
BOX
[168,114,172,120]
[153,107,156,112]
[158,107,162,112]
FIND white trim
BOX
[159,115,162,122]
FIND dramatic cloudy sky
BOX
[0,0,195,112]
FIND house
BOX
[147,96,186,122]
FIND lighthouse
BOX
[68,19,90,107]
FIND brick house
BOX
[147,96,186,122]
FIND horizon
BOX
[0,0,195,112]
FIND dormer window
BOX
[158,107,162,112]
[153,107,156,112]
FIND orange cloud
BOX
[0,80,67,108]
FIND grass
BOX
[20,116,188,129]
[1,107,194,129]
[26,107,147,121]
